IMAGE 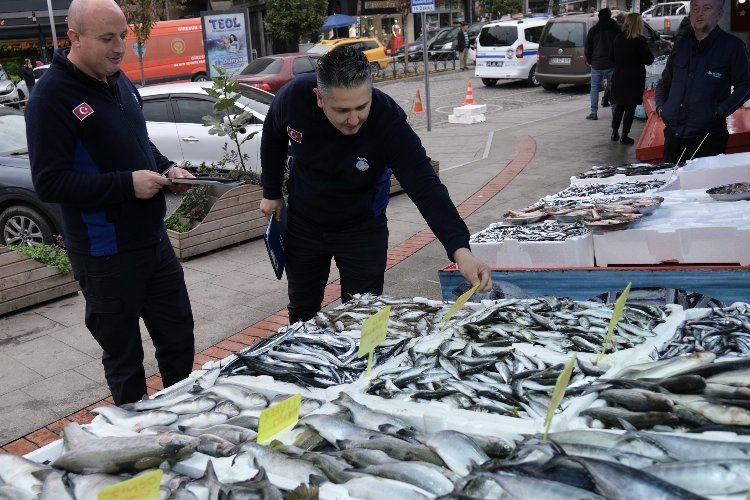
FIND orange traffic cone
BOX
[463,81,475,105]
[412,89,425,114]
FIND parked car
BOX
[0,64,20,108]
[536,12,671,91]
[475,17,550,87]
[16,64,49,102]
[307,38,389,69]
[428,26,460,60]
[0,107,64,246]
[138,81,272,173]
[395,29,440,61]
[467,20,489,46]
[642,1,690,38]
[235,53,321,94]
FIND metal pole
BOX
[422,12,431,131]
[46,0,58,50]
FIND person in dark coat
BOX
[610,13,655,144]
[21,58,35,99]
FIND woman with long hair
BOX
[610,12,654,144]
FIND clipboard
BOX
[264,207,287,280]
[170,176,243,186]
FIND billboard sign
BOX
[200,8,253,77]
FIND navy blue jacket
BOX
[260,73,469,260]
[26,48,173,257]
[655,27,750,138]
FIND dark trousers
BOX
[662,126,729,164]
[68,234,194,405]
[612,104,636,136]
[285,214,389,324]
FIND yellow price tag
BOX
[542,353,577,443]
[597,282,632,363]
[98,469,162,500]
[441,284,479,331]
[358,306,391,378]
[257,394,301,443]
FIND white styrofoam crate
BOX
[678,226,750,266]
[593,227,681,267]
[470,232,594,268]
[669,152,750,190]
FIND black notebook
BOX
[264,207,287,280]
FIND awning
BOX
[321,13,357,30]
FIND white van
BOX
[642,1,690,38]
[474,17,550,87]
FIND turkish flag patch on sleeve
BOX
[287,126,302,143]
[72,102,94,121]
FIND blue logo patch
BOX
[707,70,723,79]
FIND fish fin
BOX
[309,474,327,487]
[251,466,270,482]
[269,440,286,451]
[203,459,220,482]
[284,484,320,500]
[30,468,60,481]
[617,417,637,431]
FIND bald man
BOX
[25,0,197,405]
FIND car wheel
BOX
[370,62,380,75]
[0,205,55,247]
[482,78,498,87]
[541,82,559,91]
[192,73,209,82]
[526,65,540,87]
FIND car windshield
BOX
[235,85,273,116]
[479,26,519,47]
[241,57,283,75]
[0,112,28,154]
[542,22,585,48]
[0,67,10,81]
[307,44,334,54]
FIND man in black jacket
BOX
[456,22,470,70]
[26,0,196,406]
[584,8,620,120]
[655,0,750,163]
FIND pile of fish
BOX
[547,179,666,200]
[453,297,667,354]
[581,351,750,432]
[656,303,750,358]
[471,221,589,243]
[576,162,674,179]
[367,339,593,418]
[8,390,750,499]
[588,287,722,310]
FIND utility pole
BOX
[46,0,58,49]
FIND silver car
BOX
[138,81,272,173]
[0,64,20,108]
[642,1,690,38]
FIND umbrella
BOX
[321,13,357,30]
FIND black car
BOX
[395,29,440,61]
[428,27,460,60]
[0,107,64,246]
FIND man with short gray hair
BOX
[260,45,491,324]
[655,0,750,163]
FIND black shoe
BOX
[586,113,598,120]
[601,100,611,108]
[620,136,634,145]
[611,130,619,141]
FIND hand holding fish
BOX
[453,248,491,292]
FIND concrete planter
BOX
[167,183,265,259]
[0,246,79,316]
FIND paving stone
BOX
[35,294,85,327]
[0,311,65,343]
[0,353,43,397]
[49,323,103,358]
[22,370,109,418]
[0,390,58,446]
[5,336,94,377]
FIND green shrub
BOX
[13,244,71,274]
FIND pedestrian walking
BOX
[456,22,470,70]
[610,13,655,145]
[655,0,750,163]
[259,45,491,324]
[584,8,620,120]
[21,58,35,101]
[25,0,197,406]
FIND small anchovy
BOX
[471,221,589,243]
[576,162,674,179]
[549,180,666,199]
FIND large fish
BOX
[90,405,178,431]
[0,455,50,494]
[51,432,199,473]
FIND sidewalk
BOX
[0,80,643,452]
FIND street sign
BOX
[411,0,436,13]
